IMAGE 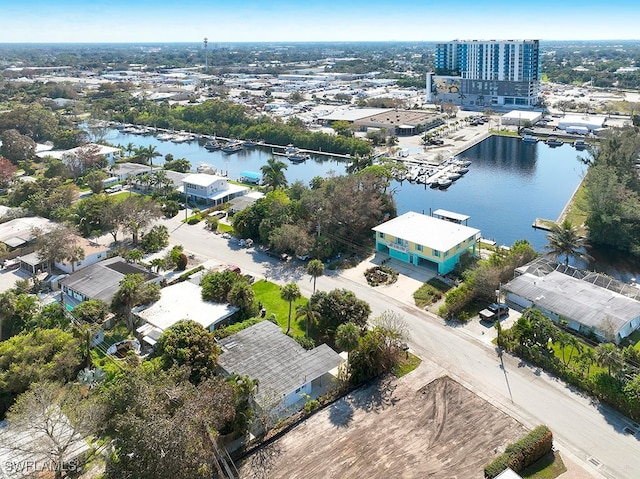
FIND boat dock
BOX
[532,218,556,231]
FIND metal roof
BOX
[61,257,158,303]
[432,209,470,223]
[217,321,343,405]
[505,271,640,335]
[372,211,480,252]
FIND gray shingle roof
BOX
[217,321,343,404]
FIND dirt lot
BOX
[239,375,528,479]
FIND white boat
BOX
[454,159,472,167]
[454,166,469,174]
[448,172,462,181]
[157,132,174,141]
[222,141,244,154]
[283,144,310,162]
[438,178,453,189]
[197,163,216,175]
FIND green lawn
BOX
[252,280,308,338]
[393,352,422,377]
[521,451,567,479]
[547,340,607,377]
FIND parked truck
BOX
[479,303,509,322]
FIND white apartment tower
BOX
[431,39,541,108]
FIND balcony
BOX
[387,241,409,253]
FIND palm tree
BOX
[545,219,588,265]
[125,142,136,158]
[280,283,301,335]
[295,300,320,338]
[577,348,596,377]
[595,343,623,376]
[306,259,324,293]
[335,322,360,362]
[260,157,288,190]
[136,145,162,169]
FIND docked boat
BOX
[454,159,472,167]
[545,137,563,147]
[448,172,462,181]
[283,145,310,162]
[243,140,257,148]
[438,178,453,189]
[453,166,469,175]
[196,163,216,175]
[522,134,538,143]
[573,139,588,150]
[204,140,221,151]
[157,132,174,141]
[222,141,244,154]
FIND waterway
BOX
[104,129,639,281]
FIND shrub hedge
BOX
[484,425,553,478]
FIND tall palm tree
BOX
[595,343,622,376]
[306,259,324,294]
[545,219,588,265]
[335,322,360,362]
[295,300,320,338]
[136,145,162,169]
[260,157,288,190]
[280,283,301,335]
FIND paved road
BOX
[158,214,639,479]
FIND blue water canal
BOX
[104,129,639,280]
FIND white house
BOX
[217,321,343,414]
[504,266,640,344]
[182,173,248,206]
[134,281,239,347]
[36,143,120,162]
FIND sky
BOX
[1,0,639,43]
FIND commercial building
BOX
[428,39,540,109]
[372,210,480,274]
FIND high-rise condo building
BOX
[427,39,540,109]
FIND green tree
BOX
[111,273,161,331]
[72,299,110,324]
[0,129,36,163]
[310,288,371,338]
[545,219,588,265]
[335,322,360,361]
[103,367,236,479]
[84,169,108,194]
[227,281,258,320]
[280,283,301,335]
[306,259,324,293]
[200,270,239,302]
[0,328,82,415]
[596,343,623,377]
[155,320,220,385]
[260,157,288,190]
[295,300,320,338]
[7,381,104,479]
[135,144,162,168]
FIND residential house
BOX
[217,321,344,414]
[503,258,640,344]
[135,281,239,348]
[182,173,248,206]
[60,257,161,311]
[372,210,480,274]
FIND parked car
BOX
[243,273,255,284]
[264,248,289,261]
[479,303,509,321]
[225,265,241,274]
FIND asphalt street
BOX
[158,213,640,479]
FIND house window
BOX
[433,249,440,257]
[378,232,385,239]
[395,237,404,245]
[456,244,460,250]
[76,261,82,266]
[444,251,449,257]
[97,254,103,259]
[416,244,423,252]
